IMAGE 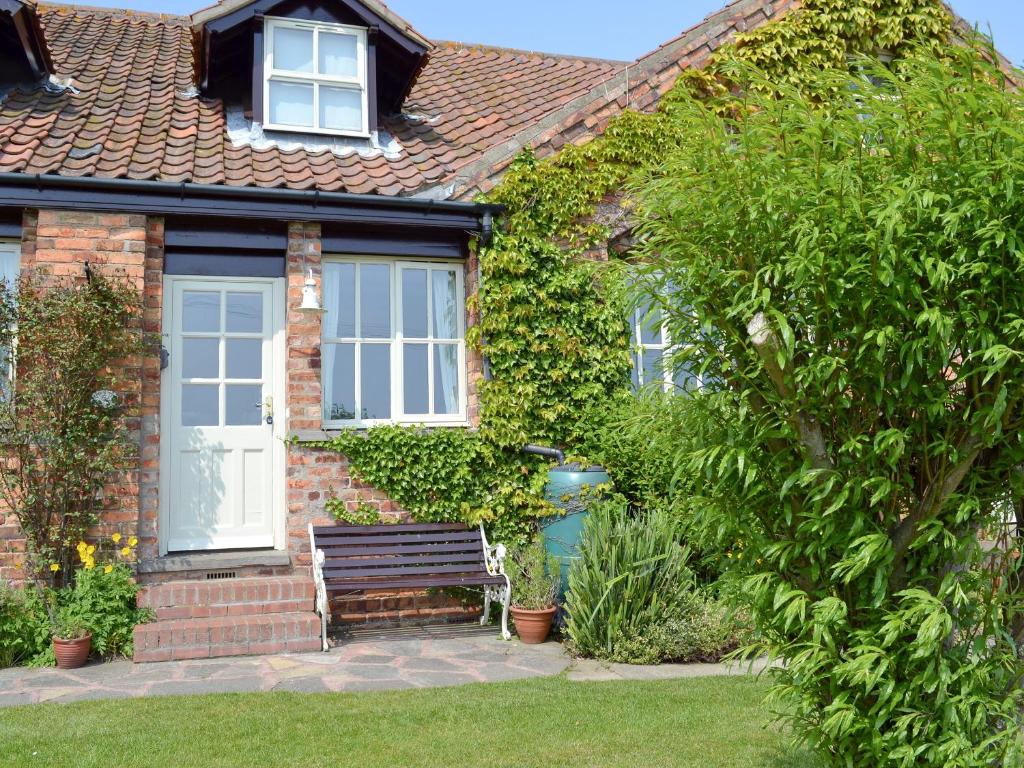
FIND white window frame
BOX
[321,256,469,429]
[631,304,701,393]
[263,16,369,137]
[0,241,20,394]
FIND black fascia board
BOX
[0,173,503,235]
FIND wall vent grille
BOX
[205,570,237,580]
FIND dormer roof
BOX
[0,0,53,86]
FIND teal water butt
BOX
[539,463,610,597]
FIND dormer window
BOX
[263,17,368,136]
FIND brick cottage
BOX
[0,0,797,659]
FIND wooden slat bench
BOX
[308,522,512,650]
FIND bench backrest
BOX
[310,523,488,583]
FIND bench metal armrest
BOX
[478,522,507,576]
[308,523,329,651]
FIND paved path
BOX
[0,626,770,708]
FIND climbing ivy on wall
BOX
[317,0,954,537]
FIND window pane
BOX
[182,291,220,332]
[403,343,429,415]
[360,264,390,338]
[273,26,313,72]
[319,86,362,132]
[323,343,355,421]
[638,303,663,346]
[361,344,390,419]
[182,384,218,426]
[642,348,664,389]
[319,32,358,78]
[0,249,19,287]
[431,270,458,339]
[433,344,459,415]
[226,339,261,379]
[226,384,262,426]
[269,80,313,127]
[226,292,262,333]
[323,262,355,338]
[674,364,700,393]
[182,338,219,379]
[402,269,428,338]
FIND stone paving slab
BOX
[0,626,770,708]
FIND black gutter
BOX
[0,173,504,240]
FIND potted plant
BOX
[508,539,561,644]
[51,610,91,669]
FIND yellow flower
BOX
[103,564,113,574]
[49,563,60,572]
[76,541,87,553]
[111,533,122,544]
[120,546,131,557]
[14,561,22,570]
[86,545,96,555]
[83,558,95,570]
[128,536,138,548]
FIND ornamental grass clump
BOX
[634,44,1024,767]
[563,500,694,659]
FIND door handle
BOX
[262,396,274,425]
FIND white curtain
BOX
[321,265,340,421]
[431,270,459,414]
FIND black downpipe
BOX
[522,444,565,466]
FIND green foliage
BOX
[603,590,751,665]
[0,581,49,667]
[310,425,548,546]
[60,564,151,658]
[508,538,560,610]
[315,0,955,544]
[635,45,1024,767]
[327,497,381,526]
[677,0,949,103]
[0,271,143,586]
[564,499,693,659]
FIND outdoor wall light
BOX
[299,269,323,313]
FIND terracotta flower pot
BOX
[53,633,92,669]
[510,606,556,644]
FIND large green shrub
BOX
[635,46,1024,767]
[0,272,143,585]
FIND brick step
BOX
[138,576,314,620]
[133,612,322,663]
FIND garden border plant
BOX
[0,269,152,667]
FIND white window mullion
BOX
[353,263,362,420]
[426,266,435,416]
[393,264,402,421]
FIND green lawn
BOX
[0,676,819,768]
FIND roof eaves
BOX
[190,0,431,51]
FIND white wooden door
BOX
[162,278,284,552]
